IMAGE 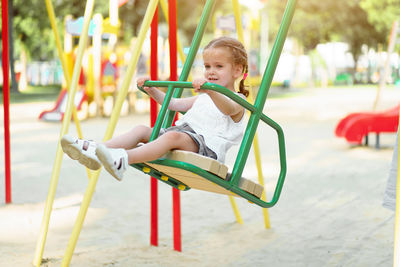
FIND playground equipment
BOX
[335,105,399,148]
[336,21,400,149]
[136,79,288,206]
[214,2,265,87]
[1,0,11,204]
[336,20,400,149]
[38,87,89,121]
[133,0,295,207]
[33,0,296,265]
[39,11,124,121]
[38,58,89,121]
[39,15,96,122]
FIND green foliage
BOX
[12,0,55,60]
[175,0,225,44]
[117,0,223,46]
[268,0,331,51]
[10,0,109,61]
[6,0,396,64]
[8,0,226,61]
[360,0,400,33]
[333,0,385,64]
[269,0,384,53]
[118,0,153,43]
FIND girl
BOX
[61,36,249,181]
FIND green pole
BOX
[160,0,216,130]
[230,0,297,186]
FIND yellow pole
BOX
[252,135,270,228]
[232,0,270,228]
[373,20,398,110]
[104,0,158,139]
[61,1,159,266]
[43,0,84,138]
[45,0,91,182]
[32,0,95,266]
[92,14,103,116]
[394,106,400,267]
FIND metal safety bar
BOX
[135,0,297,208]
[138,80,286,208]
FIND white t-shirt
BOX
[176,93,245,163]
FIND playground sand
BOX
[0,86,398,266]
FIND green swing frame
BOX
[132,0,297,208]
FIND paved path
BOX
[0,86,399,266]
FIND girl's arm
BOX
[192,78,245,122]
[207,91,245,122]
[137,77,197,112]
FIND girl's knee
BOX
[160,131,189,145]
[131,125,152,142]
[161,131,181,141]
[133,125,151,132]
[159,131,197,151]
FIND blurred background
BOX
[1,0,399,111]
[1,2,400,265]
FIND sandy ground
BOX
[0,86,399,267]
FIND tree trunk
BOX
[8,0,19,93]
[352,54,358,83]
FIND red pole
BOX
[2,0,12,204]
[168,0,181,252]
[150,6,159,247]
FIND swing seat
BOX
[132,79,288,208]
[132,0,296,208]
[143,150,264,198]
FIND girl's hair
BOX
[204,37,249,97]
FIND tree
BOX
[330,1,385,74]
[118,0,225,46]
[12,0,58,61]
[268,0,386,82]
[360,0,400,35]
[268,0,333,52]
[10,0,111,62]
[8,0,18,92]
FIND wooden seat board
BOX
[148,150,264,198]
[146,162,237,196]
[164,150,228,178]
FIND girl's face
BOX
[203,47,243,91]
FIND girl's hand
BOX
[137,76,165,105]
[137,76,156,94]
[137,76,150,88]
[192,78,208,93]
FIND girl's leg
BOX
[104,125,153,149]
[61,125,156,174]
[95,131,198,181]
[126,131,198,164]
[60,135,101,170]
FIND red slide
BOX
[38,89,88,122]
[335,105,399,145]
[39,68,88,122]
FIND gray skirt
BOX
[159,122,217,160]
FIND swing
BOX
[132,0,296,208]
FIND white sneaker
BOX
[60,134,101,170]
[96,144,128,181]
